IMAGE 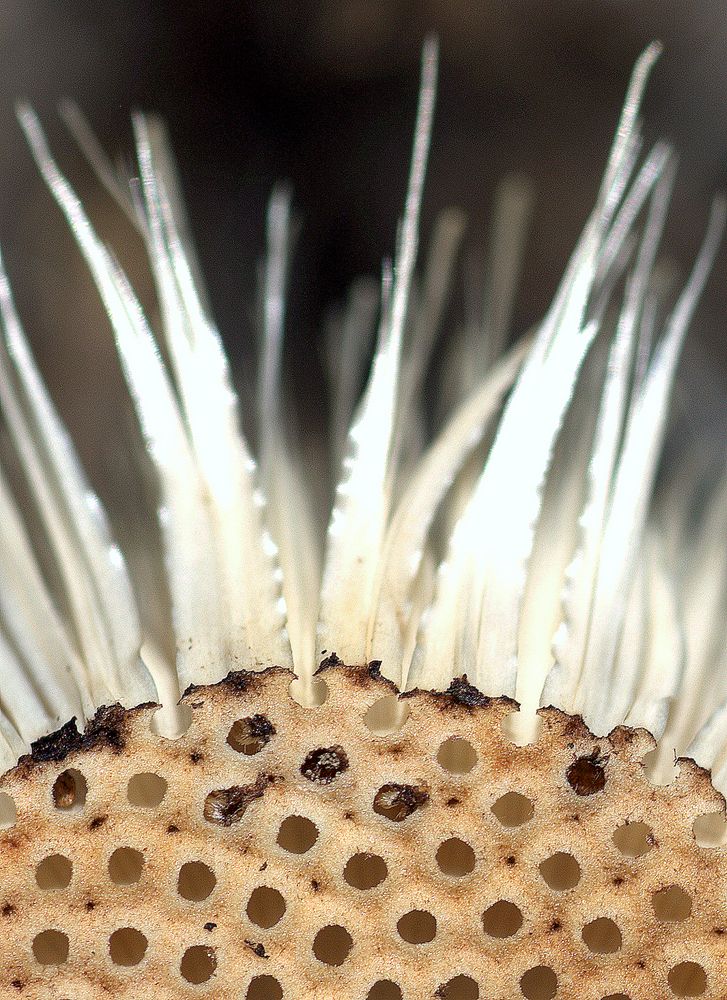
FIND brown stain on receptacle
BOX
[300,746,349,784]
[445,675,492,708]
[191,664,288,701]
[373,782,429,821]
[203,774,272,826]
[17,703,151,774]
[566,754,606,796]
[244,940,268,958]
[228,714,276,753]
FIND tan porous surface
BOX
[0,659,725,999]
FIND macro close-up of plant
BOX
[1,4,727,999]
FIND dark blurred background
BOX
[0,1,725,495]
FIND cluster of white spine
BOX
[0,41,726,797]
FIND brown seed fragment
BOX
[300,746,349,784]
[203,775,268,825]
[227,714,276,755]
[566,755,606,796]
[373,782,429,821]
[51,771,76,809]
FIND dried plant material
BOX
[300,746,350,784]
[0,40,725,797]
[0,662,725,999]
[0,34,725,1000]
[203,776,271,827]
[373,782,430,821]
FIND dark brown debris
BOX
[566,755,607,796]
[227,714,276,755]
[203,774,271,826]
[20,702,147,772]
[373,782,429,822]
[300,746,349,784]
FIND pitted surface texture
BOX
[0,661,725,999]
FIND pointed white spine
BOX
[318,38,438,664]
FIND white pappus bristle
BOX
[0,39,724,807]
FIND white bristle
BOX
[0,41,723,807]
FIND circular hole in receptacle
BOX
[397,909,437,944]
[32,930,69,965]
[437,737,477,774]
[482,900,523,938]
[343,853,388,890]
[276,815,318,854]
[289,676,328,708]
[180,945,216,984]
[538,852,581,891]
[693,813,727,848]
[300,745,349,784]
[491,791,534,827]
[601,995,631,1000]
[109,927,148,966]
[150,703,192,740]
[246,886,286,928]
[668,962,707,996]
[438,975,480,999]
[436,838,476,877]
[52,769,87,810]
[312,924,353,966]
[520,966,558,1000]
[501,710,543,746]
[363,696,410,736]
[246,976,284,1000]
[373,782,429,822]
[642,747,679,786]
[108,848,144,885]
[0,792,16,828]
[566,756,606,795]
[127,773,167,808]
[35,855,72,890]
[367,982,403,1000]
[582,917,622,954]
[652,885,692,922]
[227,715,276,755]
[612,821,654,858]
[177,861,216,902]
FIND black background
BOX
[0,1,726,491]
